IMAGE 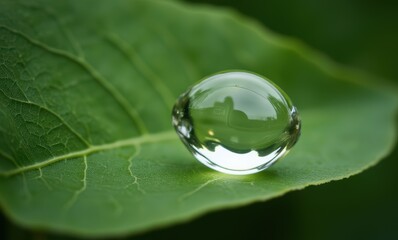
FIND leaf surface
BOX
[0,0,396,236]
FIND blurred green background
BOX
[186,0,398,81]
[1,0,397,239]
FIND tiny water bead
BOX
[172,71,301,175]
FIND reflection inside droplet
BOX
[172,71,301,175]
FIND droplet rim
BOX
[172,70,301,175]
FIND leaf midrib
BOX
[0,130,177,177]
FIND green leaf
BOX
[0,0,396,237]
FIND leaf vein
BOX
[0,149,15,163]
[0,25,149,135]
[0,130,177,177]
[33,168,52,191]
[178,178,221,201]
[105,34,176,108]
[1,92,91,147]
[64,156,88,210]
[126,145,146,194]
[148,22,199,83]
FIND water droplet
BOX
[172,71,301,175]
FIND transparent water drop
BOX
[172,71,301,175]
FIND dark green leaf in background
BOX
[187,0,398,82]
[0,0,396,237]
